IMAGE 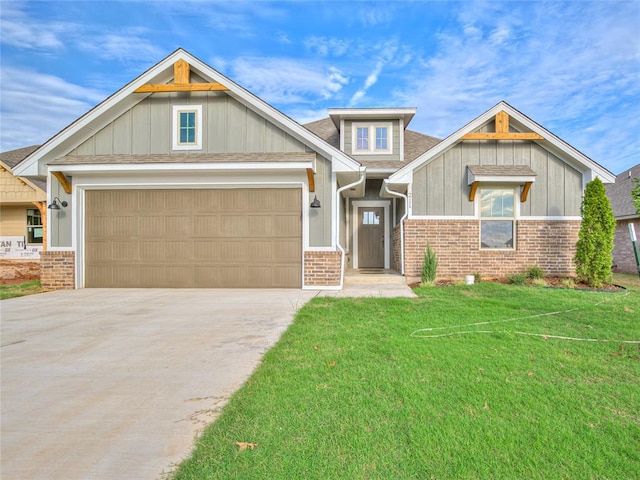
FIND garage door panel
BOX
[85,188,301,288]
[139,241,166,261]
[193,241,222,261]
[276,215,302,236]
[194,216,221,236]
[139,216,165,236]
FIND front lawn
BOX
[173,283,640,479]
[0,280,44,300]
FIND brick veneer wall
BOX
[403,219,581,281]
[304,250,342,287]
[40,251,75,290]
[612,218,640,273]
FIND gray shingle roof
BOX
[0,145,40,168]
[467,165,537,177]
[0,145,46,191]
[605,164,640,219]
[50,152,316,165]
[303,117,441,171]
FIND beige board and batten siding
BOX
[412,141,582,217]
[70,93,307,156]
[343,120,401,161]
[84,188,302,288]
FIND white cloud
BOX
[0,67,106,151]
[0,2,69,50]
[304,36,354,57]
[395,1,640,172]
[76,29,162,63]
[229,57,349,104]
[349,40,398,106]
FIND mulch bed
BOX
[411,277,625,292]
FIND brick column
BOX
[40,251,75,290]
[304,251,342,287]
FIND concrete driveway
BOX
[1,288,318,480]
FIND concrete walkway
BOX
[1,288,318,480]
[321,271,416,298]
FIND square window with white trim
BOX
[479,188,515,249]
[172,105,202,150]
[352,123,392,154]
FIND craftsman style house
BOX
[0,146,46,259]
[13,49,614,289]
[606,164,640,274]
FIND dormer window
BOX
[352,122,392,155]
[172,105,202,150]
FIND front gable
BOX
[14,49,360,177]
[385,102,615,218]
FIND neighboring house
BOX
[0,145,46,259]
[606,164,640,274]
[13,49,615,290]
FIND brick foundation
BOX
[40,251,75,290]
[304,250,342,287]
[403,219,581,281]
[612,218,640,274]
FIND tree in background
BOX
[632,179,640,214]
[574,178,616,287]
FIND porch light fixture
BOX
[48,197,68,210]
[310,195,321,208]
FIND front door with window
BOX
[358,207,385,268]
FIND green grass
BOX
[0,280,43,299]
[173,283,640,479]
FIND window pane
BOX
[26,209,42,226]
[480,189,514,218]
[362,211,380,225]
[357,127,369,150]
[376,127,388,150]
[179,111,196,144]
[481,220,513,248]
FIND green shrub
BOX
[526,265,545,279]
[574,178,616,288]
[421,242,438,285]
[561,278,576,288]
[507,273,527,285]
[632,178,640,214]
[531,278,548,287]
[473,272,482,283]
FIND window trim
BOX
[26,208,44,245]
[172,105,203,151]
[351,122,392,155]
[478,187,517,250]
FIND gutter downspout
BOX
[383,181,408,275]
[336,170,366,289]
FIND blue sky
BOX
[1,0,638,174]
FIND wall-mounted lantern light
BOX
[47,197,68,210]
[310,195,321,208]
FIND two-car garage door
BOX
[84,188,301,288]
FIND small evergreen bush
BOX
[421,243,438,286]
[526,265,545,280]
[574,178,616,288]
[507,273,527,285]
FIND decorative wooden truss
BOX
[134,60,229,93]
[462,111,544,141]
